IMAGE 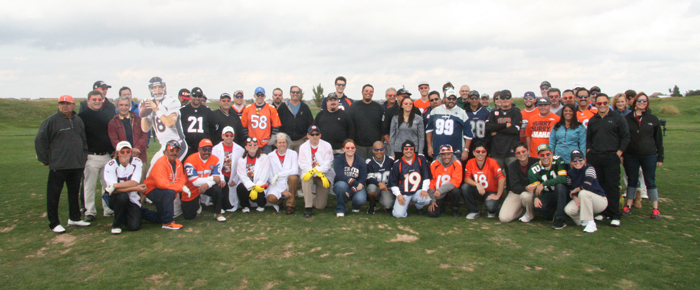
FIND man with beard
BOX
[485,89,522,171]
[181,87,212,157]
[426,89,472,162]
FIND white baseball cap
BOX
[116,141,132,151]
[222,126,235,135]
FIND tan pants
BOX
[290,138,306,152]
[564,190,608,225]
[498,191,534,223]
[302,177,330,209]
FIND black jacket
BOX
[587,110,630,155]
[347,100,384,147]
[485,106,522,158]
[624,111,664,162]
[314,109,354,150]
[278,101,314,141]
[35,110,88,170]
[78,107,115,154]
[208,107,244,146]
[506,157,539,194]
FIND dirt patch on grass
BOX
[397,225,419,235]
[335,252,355,257]
[662,215,674,220]
[0,225,15,233]
[377,224,392,230]
[318,274,333,279]
[586,267,606,272]
[145,272,170,286]
[235,278,248,290]
[309,247,321,253]
[51,234,76,247]
[630,239,649,244]
[388,234,418,242]
[263,281,279,289]
[425,249,437,254]
[616,279,637,289]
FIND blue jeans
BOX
[145,188,175,224]
[623,153,657,190]
[392,193,431,218]
[333,181,367,213]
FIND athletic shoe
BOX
[162,222,183,230]
[197,205,203,215]
[51,225,66,233]
[286,207,295,215]
[610,219,621,227]
[583,221,598,233]
[111,228,122,235]
[622,205,632,216]
[552,221,567,230]
[466,213,479,220]
[594,214,608,221]
[304,208,312,218]
[68,219,91,227]
[215,214,227,222]
[487,213,496,219]
[367,203,376,214]
[256,206,265,212]
[337,213,345,217]
[84,215,95,222]
[352,209,360,213]
[225,208,237,212]
[581,220,589,227]
[650,209,660,219]
[519,214,531,223]
[242,207,250,213]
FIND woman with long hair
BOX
[332,139,368,217]
[390,96,424,159]
[612,93,631,116]
[622,93,664,219]
[236,137,270,213]
[549,103,586,164]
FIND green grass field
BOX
[0,97,699,289]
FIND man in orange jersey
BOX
[143,140,189,230]
[576,88,597,128]
[461,143,506,219]
[413,81,431,114]
[183,139,226,222]
[526,98,560,158]
[520,91,538,143]
[241,87,282,153]
[427,145,463,218]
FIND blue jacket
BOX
[549,123,586,164]
[333,154,367,188]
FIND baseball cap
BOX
[116,141,132,151]
[199,139,213,148]
[396,88,412,96]
[58,95,75,104]
[540,81,551,89]
[254,87,265,95]
[480,93,490,99]
[418,81,429,86]
[308,125,321,134]
[327,92,339,100]
[233,90,244,97]
[537,144,552,153]
[570,149,584,160]
[439,144,453,154]
[191,87,204,98]
[590,86,601,93]
[445,89,457,98]
[222,126,235,135]
[220,93,231,100]
[178,89,191,100]
[573,83,585,90]
[523,91,536,99]
[500,90,512,99]
[93,81,112,90]
[402,140,416,150]
[536,97,552,105]
[468,90,480,97]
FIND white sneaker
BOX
[225,208,237,212]
[594,215,604,221]
[197,205,203,215]
[352,209,360,213]
[583,221,598,233]
[242,207,250,213]
[111,228,122,235]
[487,213,496,219]
[215,215,227,222]
[466,213,479,220]
[581,220,589,227]
[610,219,621,227]
[256,206,265,212]
[67,219,91,227]
[52,225,66,233]
[337,213,345,217]
[519,214,531,223]
[220,209,225,214]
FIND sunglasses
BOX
[273,93,282,97]
[577,95,590,99]
[119,149,131,154]
[562,96,574,100]
[596,101,609,106]
[538,152,552,158]
[89,97,104,102]
[549,95,560,99]
[571,158,584,163]
[246,137,258,144]
[403,102,413,106]
[387,94,397,97]
[501,95,512,100]
[234,95,243,98]
[255,93,264,97]
[309,133,320,137]
[474,150,487,154]
[515,149,528,155]
[430,98,440,102]
[220,99,231,102]
[403,147,415,152]
[199,147,213,152]
[469,96,479,100]
[373,148,385,152]
[192,95,203,98]
[290,91,301,94]
[223,133,234,137]
[345,146,356,150]
[636,99,648,103]
[419,85,429,90]
[336,83,346,87]
[540,87,551,91]
[446,97,457,101]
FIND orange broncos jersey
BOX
[241,103,281,147]
[184,154,221,201]
[413,98,431,114]
[520,108,539,143]
[464,157,505,193]
[576,109,596,128]
[429,159,463,190]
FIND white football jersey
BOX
[104,157,144,206]
[150,96,186,146]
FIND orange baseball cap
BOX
[199,139,213,148]
[58,95,75,104]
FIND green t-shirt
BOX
[528,156,567,193]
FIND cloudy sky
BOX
[2,0,699,101]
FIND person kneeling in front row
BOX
[184,139,226,221]
[143,140,189,230]
[461,143,505,219]
[499,142,538,223]
[564,149,608,233]
[527,144,569,229]
[390,141,432,218]
[427,145,463,217]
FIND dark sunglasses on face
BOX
[562,96,574,100]
[430,98,440,102]
[474,150,487,154]
[577,95,590,99]
[336,83,346,87]
[539,152,552,158]
[515,149,527,155]
[290,91,301,94]
[345,146,356,150]
[637,99,648,103]
[403,147,415,152]
[309,133,320,137]
[446,97,457,101]
[234,95,243,98]
[469,96,479,100]
[571,158,584,163]
[373,148,385,152]
[549,95,560,99]
[89,97,104,102]
[501,95,512,100]
[403,102,413,106]
[419,86,429,90]
[223,133,234,137]
[596,101,609,106]
[200,147,213,152]
[119,149,131,154]
[387,94,397,97]
[273,93,282,97]
[255,93,264,97]
[541,87,550,91]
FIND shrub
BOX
[659,104,681,115]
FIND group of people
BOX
[35,76,664,235]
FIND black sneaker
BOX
[367,202,376,214]
[304,208,313,218]
[452,207,461,217]
[85,215,95,222]
[552,221,567,230]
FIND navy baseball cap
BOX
[307,125,321,134]
[524,91,536,99]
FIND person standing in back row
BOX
[346,84,384,159]
[181,87,212,157]
[485,89,522,171]
[321,76,353,111]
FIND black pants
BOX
[182,186,223,219]
[109,192,142,231]
[237,183,266,208]
[428,187,461,217]
[588,152,622,220]
[535,183,569,222]
[47,168,83,229]
[221,176,233,210]
[461,184,500,214]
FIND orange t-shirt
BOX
[577,109,596,128]
[525,112,561,157]
[413,98,431,114]
[520,108,539,143]
[241,103,282,147]
[464,157,505,193]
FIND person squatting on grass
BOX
[365,141,396,214]
[183,139,226,222]
[236,137,270,213]
[333,139,368,217]
[298,125,335,218]
[461,143,506,220]
[266,132,300,215]
[499,142,538,223]
[427,145,463,218]
[528,144,569,230]
[389,140,432,218]
[142,140,188,230]
[564,149,608,233]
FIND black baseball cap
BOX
[500,90,512,99]
[93,81,112,90]
[468,90,480,97]
[327,92,338,100]
[536,97,552,105]
[191,87,204,98]
[307,125,321,134]
[540,81,551,89]
[178,88,191,100]
[570,149,584,160]
[402,140,416,150]
[220,93,231,100]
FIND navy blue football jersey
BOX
[390,154,431,195]
[466,106,490,144]
[366,156,394,186]
[425,114,473,153]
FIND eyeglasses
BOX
[636,99,648,103]
[255,93,264,97]
[444,87,454,91]
[273,93,282,97]
[596,101,609,106]
[538,152,552,158]
[577,95,590,99]
[501,95,512,100]
[446,97,457,101]
[119,149,131,154]
[192,95,203,98]
[474,149,487,154]
[89,97,104,102]
[515,149,528,155]
[246,137,258,144]
[168,147,181,153]
[430,98,440,102]
[419,85,429,90]
[309,133,320,137]
[549,95,560,99]
[403,147,415,152]
[403,102,413,106]
[571,158,584,163]
[373,148,385,152]
[220,99,231,102]
[234,95,243,98]
[540,87,551,91]
[469,97,479,100]
[386,94,396,97]
[345,146,356,150]
[200,147,213,152]
[223,133,234,137]
[290,91,301,94]
[562,96,574,100]
[336,83,346,87]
